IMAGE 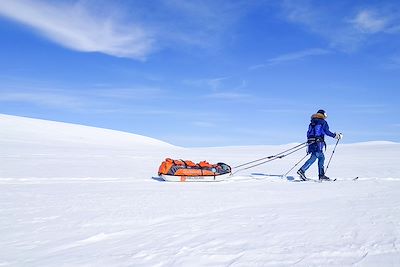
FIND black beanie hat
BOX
[317,109,328,118]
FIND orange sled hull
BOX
[160,173,231,182]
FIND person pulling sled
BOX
[297,109,343,181]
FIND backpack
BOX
[307,122,324,140]
[307,121,326,152]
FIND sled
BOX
[160,173,231,182]
[158,158,231,182]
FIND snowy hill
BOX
[0,114,180,178]
[0,113,176,148]
[1,114,400,266]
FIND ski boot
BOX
[297,169,308,181]
[319,175,331,181]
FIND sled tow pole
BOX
[232,141,314,175]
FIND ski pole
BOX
[282,153,309,177]
[325,138,340,175]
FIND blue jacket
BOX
[308,113,335,153]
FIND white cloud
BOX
[352,10,388,33]
[0,0,154,59]
[273,48,330,66]
[205,92,252,101]
[183,77,230,91]
[250,48,330,70]
[0,1,260,59]
[278,2,400,52]
[279,2,361,51]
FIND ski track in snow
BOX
[1,114,400,266]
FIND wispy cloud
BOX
[351,7,400,35]
[0,0,256,59]
[250,48,330,69]
[351,10,388,33]
[205,92,252,101]
[0,89,85,110]
[351,7,400,37]
[279,1,358,51]
[183,76,250,102]
[0,87,168,113]
[156,0,255,48]
[0,0,154,59]
[270,48,331,65]
[278,1,400,52]
[183,77,230,91]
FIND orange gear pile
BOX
[158,158,231,176]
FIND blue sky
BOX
[0,0,399,147]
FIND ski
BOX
[295,176,359,182]
[250,173,359,182]
[331,177,359,181]
[293,177,320,182]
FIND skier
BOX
[297,109,342,181]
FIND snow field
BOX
[1,114,400,266]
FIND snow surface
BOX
[1,114,400,266]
